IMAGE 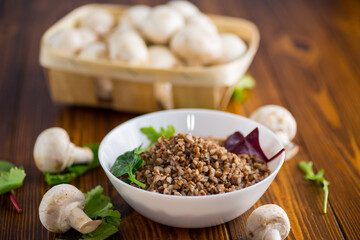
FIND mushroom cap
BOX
[33,127,73,173]
[113,22,136,34]
[119,5,151,29]
[218,33,247,63]
[79,9,114,35]
[47,28,97,55]
[148,45,181,68]
[187,13,218,34]
[246,204,291,240]
[47,29,83,55]
[78,42,108,60]
[168,0,200,18]
[250,105,297,145]
[140,5,185,44]
[108,30,149,66]
[77,28,98,46]
[170,25,222,66]
[39,184,85,233]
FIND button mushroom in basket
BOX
[140,5,185,44]
[108,30,149,66]
[167,0,200,19]
[39,184,101,234]
[119,5,151,30]
[79,9,114,36]
[170,25,222,66]
[148,45,181,68]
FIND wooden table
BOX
[1,0,359,239]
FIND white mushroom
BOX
[33,127,93,173]
[246,204,291,240]
[148,46,181,68]
[79,9,114,35]
[78,42,107,60]
[108,30,148,66]
[77,28,98,46]
[47,28,96,55]
[140,5,185,44]
[113,22,136,33]
[167,0,200,18]
[119,5,151,29]
[250,105,299,160]
[170,25,222,66]
[39,184,102,234]
[217,33,247,63]
[187,13,218,34]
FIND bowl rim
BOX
[99,108,285,199]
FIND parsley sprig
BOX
[299,161,329,214]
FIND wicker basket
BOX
[39,4,260,113]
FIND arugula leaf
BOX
[232,74,255,101]
[140,125,175,146]
[0,160,14,172]
[299,161,329,214]
[110,147,145,188]
[0,167,26,194]
[44,143,100,185]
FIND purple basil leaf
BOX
[225,131,244,153]
[225,128,284,162]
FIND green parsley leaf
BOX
[44,143,100,186]
[0,160,14,173]
[232,74,255,102]
[0,167,26,194]
[299,161,330,214]
[140,125,175,146]
[110,146,145,188]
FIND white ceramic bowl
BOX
[99,109,285,228]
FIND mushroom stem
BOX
[67,207,102,234]
[71,145,93,165]
[284,142,299,161]
[264,229,281,240]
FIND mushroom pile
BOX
[46,1,248,69]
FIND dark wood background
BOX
[0,0,359,239]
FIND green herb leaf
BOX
[299,161,330,214]
[0,167,26,194]
[110,146,145,188]
[80,222,119,240]
[44,143,100,185]
[81,186,121,240]
[232,74,255,102]
[44,172,78,185]
[0,160,14,173]
[140,125,175,146]
[84,186,113,219]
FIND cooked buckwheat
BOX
[134,133,270,196]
